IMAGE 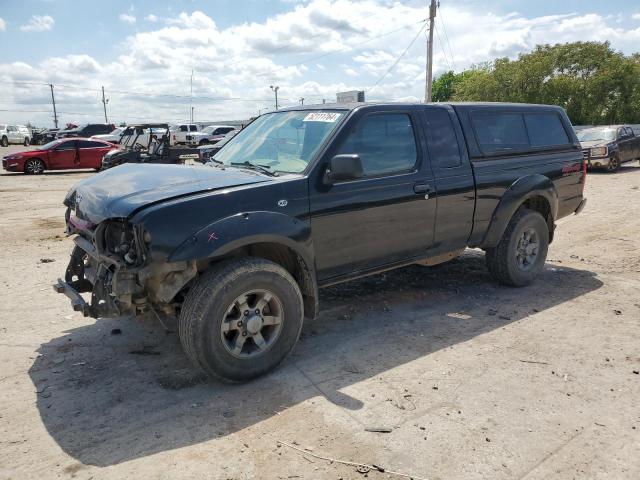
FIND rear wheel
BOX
[199,139,209,145]
[485,208,549,287]
[179,257,304,382]
[606,154,620,172]
[1,136,7,147]
[24,158,45,175]
[23,137,29,146]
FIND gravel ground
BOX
[0,144,639,480]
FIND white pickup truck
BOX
[170,124,237,146]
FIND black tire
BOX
[24,158,45,175]
[606,154,620,173]
[179,257,304,382]
[1,136,7,147]
[485,208,549,287]
[24,137,29,146]
[199,139,209,145]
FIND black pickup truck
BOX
[577,125,640,172]
[54,102,587,382]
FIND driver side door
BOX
[48,140,79,169]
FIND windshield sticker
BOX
[303,112,342,123]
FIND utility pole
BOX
[49,84,58,129]
[270,85,279,110]
[101,86,109,123]
[299,97,304,106]
[190,69,194,123]
[425,0,437,102]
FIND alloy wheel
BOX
[515,228,539,271]
[220,289,284,358]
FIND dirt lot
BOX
[0,144,639,480]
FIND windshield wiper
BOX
[230,161,278,176]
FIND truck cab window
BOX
[338,113,417,176]
[425,108,461,168]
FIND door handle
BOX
[413,183,432,194]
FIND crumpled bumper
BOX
[53,242,135,319]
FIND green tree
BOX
[448,41,640,125]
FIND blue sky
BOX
[1,0,639,126]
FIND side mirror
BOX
[325,154,363,184]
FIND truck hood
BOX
[580,140,612,148]
[66,163,271,224]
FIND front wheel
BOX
[606,154,620,172]
[1,136,7,147]
[485,208,549,287]
[24,137,30,146]
[179,257,304,382]
[24,158,45,174]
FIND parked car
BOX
[41,128,60,143]
[577,125,640,172]
[30,128,49,146]
[0,124,31,146]
[91,127,126,144]
[57,123,115,139]
[196,129,239,162]
[169,124,236,146]
[2,138,117,174]
[55,102,586,382]
[200,125,237,143]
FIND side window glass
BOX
[190,125,198,132]
[337,113,417,177]
[79,140,103,148]
[179,126,188,132]
[524,113,570,147]
[55,141,77,151]
[425,108,461,168]
[472,113,529,154]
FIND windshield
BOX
[109,128,124,135]
[213,110,344,173]
[577,128,616,142]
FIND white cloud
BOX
[632,13,640,20]
[119,13,136,24]
[20,15,54,32]
[0,17,6,31]
[3,1,640,126]
[145,14,158,23]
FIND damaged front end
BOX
[54,201,196,318]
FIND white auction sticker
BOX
[303,112,342,123]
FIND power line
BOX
[434,23,453,72]
[437,4,456,71]
[369,22,428,92]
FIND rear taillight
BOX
[582,160,587,191]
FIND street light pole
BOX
[299,97,304,106]
[270,85,279,110]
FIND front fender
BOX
[479,174,558,249]
[168,211,313,266]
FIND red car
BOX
[2,138,117,174]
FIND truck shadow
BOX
[29,250,603,467]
